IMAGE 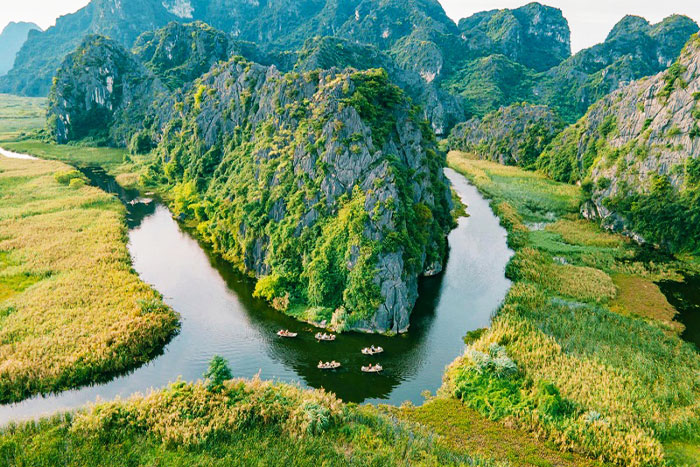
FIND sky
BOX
[1,0,700,53]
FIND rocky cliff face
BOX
[449,103,564,168]
[0,22,41,76]
[133,21,233,90]
[538,35,700,252]
[458,2,570,72]
[47,35,166,146]
[536,15,699,122]
[293,36,465,135]
[141,62,452,333]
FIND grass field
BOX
[0,94,46,140]
[0,156,179,403]
[445,152,700,467]
[394,398,608,467]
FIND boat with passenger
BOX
[315,332,336,341]
[277,329,297,338]
[361,345,383,355]
[361,364,383,373]
[318,360,341,370]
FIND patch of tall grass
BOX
[1,140,126,169]
[506,248,616,303]
[395,398,605,467]
[0,156,179,403]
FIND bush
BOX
[128,131,153,155]
[68,178,86,189]
[204,356,232,392]
[532,381,566,417]
[53,170,84,185]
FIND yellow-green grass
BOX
[394,398,607,467]
[610,274,682,334]
[0,94,46,140]
[507,248,616,303]
[448,153,581,223]
[545,220,625,249]
[445,152,700,466]
[0,377,499,466]
[664,441,700,467]
[0,156,179,403]
[0,140,126,169]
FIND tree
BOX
[204,355,232,391]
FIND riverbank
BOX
[0,360,497,466]
[0,155,179,403]
[444,151,700,467]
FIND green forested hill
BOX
[142,62,453,333]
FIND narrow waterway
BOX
[0,151,514,424]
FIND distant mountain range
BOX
[2,0,697,133]
[0,21,41,76]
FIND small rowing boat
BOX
[277,329,298,338]
[315,332,336,341]
[361,364,383,373]
[318,360,341,370]
[361,346,384,355]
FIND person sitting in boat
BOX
[370,345,376,352]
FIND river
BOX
[0,149,514,424]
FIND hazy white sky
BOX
[1,0,699,53]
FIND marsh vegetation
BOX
[0,156,178,403]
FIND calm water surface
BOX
[0,152,513,424]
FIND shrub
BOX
[253,274,284,302]
[690,124,700,139]
[53,170,84,185]
[68,178,86,189]
[532,381,566,417]
[204,355,232,392]
[128,131,153,155]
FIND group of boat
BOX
[277,329,385,372]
